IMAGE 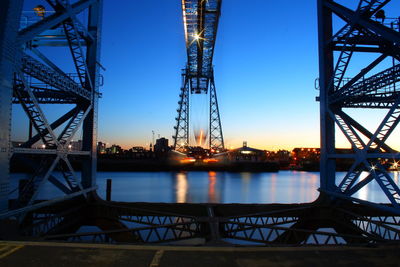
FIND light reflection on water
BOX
[175,172,188,203]
[9,171,400,204]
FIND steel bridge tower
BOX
[173,0,224,152]
[318,0,400,213]
[0,0,102,221]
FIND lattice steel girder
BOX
[0,0,24,211]
[326,1,400,44]
[209,76,224,150]
[15,72,59,147]
[21,54,90,101]
[13,87,78,104]
[318,0,400,212]
[17,0,97,44]
[22,106,80,148]
[0,0,103,220]
[33,202,399,245]
[46,0,95,43]
[332,63,400,105]
[335,109,395,152]
[12,148,90,156]
[173,72,190,151]
[182,0,222,93]
[173,69,224,151]
[342,95,399,108]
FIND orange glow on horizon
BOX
[203,158,218,163]
[180,157,196,163]
[100,129,400,152]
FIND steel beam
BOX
[0,0,24,211]
[318,0,336,192]
[326,1,400,44]
[21,54,90,100]
[173,71,190,151]
[0,186,97,220]
[17,0,96,44]
[12,147,90,156]
[209,74,224,150]
[81,0,102,188]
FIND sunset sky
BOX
[99,0,321,150]
[14,0,400,151]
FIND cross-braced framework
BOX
[1,0,400,247]
[0,0,102,221]
[173,0,224,152]
[318,0,400,213]
[26,201,400,245]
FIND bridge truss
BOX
[0,0,399,246]
[0,0,102,221]
[173,0,224,152]
[318,0,400,213]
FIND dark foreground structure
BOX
[0,241,399,267]
[0,0,399,251]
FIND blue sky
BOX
[99,0,321,150]
[14,0,400,150]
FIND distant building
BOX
[216,142,266,162]
[276,150,291,160]
[107,144,122,154]
[290,148,320,170]
[132,146,145,153]
[290,148,353,171]
[154,137,169,153]
[291,148,320,163]
[97,141,107,154]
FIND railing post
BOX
[106,179,112,201]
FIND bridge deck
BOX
[0,241,399,267]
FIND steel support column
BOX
[209,74,224,151]
[318,0,336,193]
[82,0,103,188]
[0,0,24,211]
[173,71,190,151]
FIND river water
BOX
[11,171,400,204]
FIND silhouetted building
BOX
[154,138,169,153]
[97,141,107,154]
[132,146,145,153]
[266,149,291,169]
[292,148,320,162]
[107,144,122,154]
[290,148,320,170]
[217,142,266,162]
